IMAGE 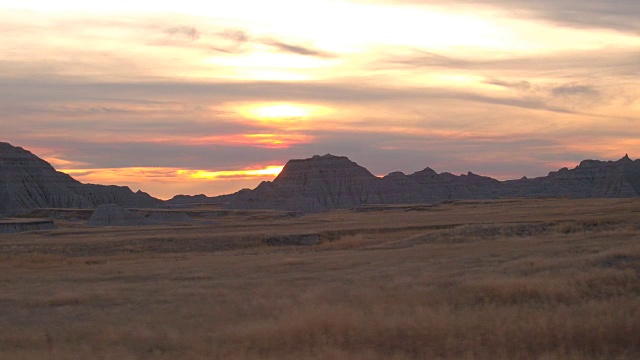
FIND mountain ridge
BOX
[191,153,640,212]
[2,141,640,216]
[0,142,162,217]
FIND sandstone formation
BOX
[0,142,162,217]
[218,153,640,212]
[86,204,147,226]
[0,218,57,234]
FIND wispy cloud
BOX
[382,49,640,76]
[551,84,599,96]
[261,39,335,58]
[360,0,640,34]
[0,76,591,124]
[2,1,640,198]
[164,25,200,40]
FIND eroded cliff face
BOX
[0,142,162,217]
[10,138,636,216]
[219,154,640,212]
[225,154,505,212]
[502,155,640,198]
[0,219,57,234]
[228,154,384,211]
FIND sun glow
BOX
[253,105,310,119]
[237,103,333,127]
[179,165,284,180]
[63,165,284,182]
[59,165,284,199]
[192,133,314,148]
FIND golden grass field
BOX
[1,198,639,359]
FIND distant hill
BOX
[4,141,640,216]
[0,142,162,217]
[206,153,640,212]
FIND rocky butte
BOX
[0,142,161,217]
[207,153,640,212]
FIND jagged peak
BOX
[617,154,632,163]
[576,154,635,169]
[463,171,488,178]
[384,171,407,179]
[410,167,438,177]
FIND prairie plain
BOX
[1,198,639,359]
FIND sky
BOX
[1,0,640,199]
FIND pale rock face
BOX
[86,204,147,226]
[0,142,162,217]
[0,219,57,234]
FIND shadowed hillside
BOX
[0,142,161,217]
[185,153,640,212]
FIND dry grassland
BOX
[1,198,639,359]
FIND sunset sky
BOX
[2,1,640,199]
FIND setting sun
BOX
[253,104,309,118]
[237,103,333,122]
[3,0,640,199]
[178,165,284,179]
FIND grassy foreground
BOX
[1,198,639,359]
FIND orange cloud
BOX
[62,165,284,184]
[61,167,186,184]
[42,156,89,167]
[27,132,314,149]
[192,133,314,148]
[562,138,640,160]
[234,102,334,130]
[177,166,284,179]
[59,165,285,199]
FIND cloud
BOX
[485,79,532,91]
[209,30,335,57]
[551,84,599,96]
[261,39,335,58]
[152,25,334,57]
[219,29,250,44]
[359,0,640,34]
[164,26,200,40]
[387,51,470,68]
[382,49,640,77]
[491,0,640,35]
[60,165,286,199]
[0,76,583,112]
